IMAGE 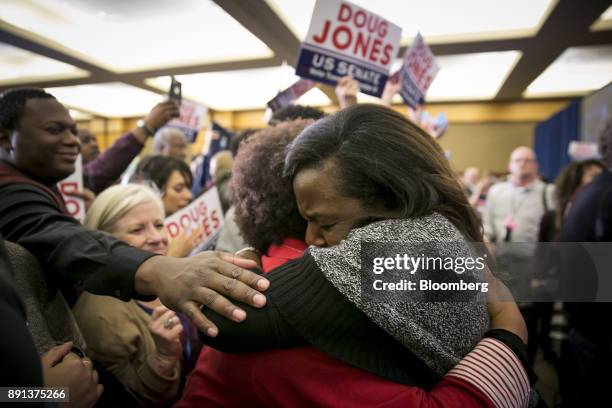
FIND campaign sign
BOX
[568,141,600,161]
[400,33,439,108]
[408,107,449,140]
[267,78,317,112]
[167,99,208,143]
[296,0,402,97]
[164,186,224,254]
[57,154,85,223]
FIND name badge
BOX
[504,215,518,230]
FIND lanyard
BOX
[504,185,532,242]
[510,186,531,216]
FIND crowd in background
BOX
[0,75,610,408]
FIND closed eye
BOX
[320,223,337,231]
[128,225,144,234]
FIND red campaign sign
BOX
[164,187,224,249]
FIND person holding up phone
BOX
[82,100,180,194]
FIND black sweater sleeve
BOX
[200,296,306,352]
[0,183,155,300]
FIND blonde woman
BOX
[73,184,184,406]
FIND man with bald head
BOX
[483,146,554,359]
[508,147,539,186]
[484,146,553,253]
[152,127,190,162]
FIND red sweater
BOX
[175,238,528,408]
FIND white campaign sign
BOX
[568,141,600,161]
[57,154,85,223]
[296,0,402,96]
[167,99,208,143]
[400,33,439,108]
[304,0,401,72]
[164,186,224,253]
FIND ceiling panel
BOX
[268,0,554,44]
[427,51,521,101]
[358,51,521,103]
[0,43,88,85]
[1,0,609,109]
[591,4,612,31]
[146,65,331,110]
[69,108,93,120]
[525,45,612,98]
[0,0,273,73]
[46,83,163,117]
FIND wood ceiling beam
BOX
[213,0,301,64]
[495,0,612,100]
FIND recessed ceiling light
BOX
[0,0,273,73]
[146,66,332,111]
[525,45,612,98]
[47,83,164,117]
[591,4,612,31]
[69,109,93,120]
[268,0,554,44]
[0,43,88,85]
[358,51,521,103]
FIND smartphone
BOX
[169,76,182,105]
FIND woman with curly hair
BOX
[229,121,308,260]
[177,112,533,408]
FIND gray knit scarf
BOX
[309,213,489,375]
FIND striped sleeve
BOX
[445,337,530,408]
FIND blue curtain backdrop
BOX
[534,98,581,182]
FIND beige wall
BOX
[216,100,565,174]
[80,99,567,173]
[438,122,536,173]
[77,116,209,159]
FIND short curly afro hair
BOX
[0,87,55,131]
[231,119,312,252]
[269,105,325,125]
